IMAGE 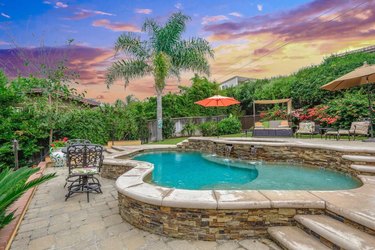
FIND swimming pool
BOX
[133,151,361,190]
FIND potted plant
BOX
[49,137,68,167]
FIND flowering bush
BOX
[260,106,288,121]
[291,105,338,126]
[50,137,68,149]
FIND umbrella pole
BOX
[364,82,375,142]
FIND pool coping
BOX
[115,158,374,210]
[112,139,374,210]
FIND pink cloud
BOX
[229,12,242,17]
[0,40,10,46]
[92,19,140,32]
[135,8,152,14]
[55,2,68,8]
[204,0,375,43]
[202,15,228,25]
[65,9,115,20]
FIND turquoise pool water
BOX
[132,151,361,190]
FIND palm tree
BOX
[106,12,214,141]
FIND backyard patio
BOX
[9,139,375,250]
[10,166,278,250]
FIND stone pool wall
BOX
[179,139,374,176]
[118,193,324,241]
[101,160,141,179]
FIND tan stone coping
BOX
[112,143,375,238]
[115,158,327,210]
[188,137,375,154]
[113,141,375,233]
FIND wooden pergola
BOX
[252,98,293,124]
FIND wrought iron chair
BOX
[66,139,91,146]
[65,144,104,202]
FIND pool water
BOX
[132,151,361,190]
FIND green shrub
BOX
[181,121,197,136]
[199,121,218,136]
[218,115,242,135]
[326,91,369,129]
[57,109,109,144]
[162,117,175,139]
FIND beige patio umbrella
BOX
[320,62,375,141]
[321,62,375,91]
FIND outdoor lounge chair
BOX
[65,144,104,202]
[295,121,316,138]
[324,121,371,140]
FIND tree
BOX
[106,12,214,141]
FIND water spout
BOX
[250,145,257,155]
[224,144,233,158]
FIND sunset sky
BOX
[1,0,375,103]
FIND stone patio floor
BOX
[10,167,279,250]
[11,139,375,249]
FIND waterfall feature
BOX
[224,145,233,158]
[250,145,257,155]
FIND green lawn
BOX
[149,132,250,145]
[149,132,367,145]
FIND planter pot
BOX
[50,147,66,167]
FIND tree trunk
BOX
[48,93,53,145]
[156,88,163,141]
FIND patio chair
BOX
[295,121,316,138]
[67,139,91,146]
[325,121,370,141]
[65,144,104,202]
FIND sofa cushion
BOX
[255,122,264,128]
[269,120,281,128]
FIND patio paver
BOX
[10,167,278,250]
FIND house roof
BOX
[28,88,101,107]
[220,76,257,85]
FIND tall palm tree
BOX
[106,12,214,141]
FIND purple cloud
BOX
[0,45,113,85]
[204,0,375,42]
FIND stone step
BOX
[105,148,120,154]
[342,155,375,163]
[351,164,375,173]
[268,226,330,250]
[295,215,375,250]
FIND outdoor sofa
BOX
[253,120,293,137]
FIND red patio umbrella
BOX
[195,95,241,137]
[195,95,240,107]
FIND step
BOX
[105,148,121,154]
[295,215,375,250]
[351,164,375,173]
[268,226,330,250]
[342,155,375,163]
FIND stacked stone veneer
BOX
[113,139,375,241]
[101,160,142,179]
[179,139,374,176]
[118,193,323,241]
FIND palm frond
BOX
[154,12,191,53]
[115,33,149,59]
[0,167,56,229]
[171,37,214,75]
[105,59,152,87]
